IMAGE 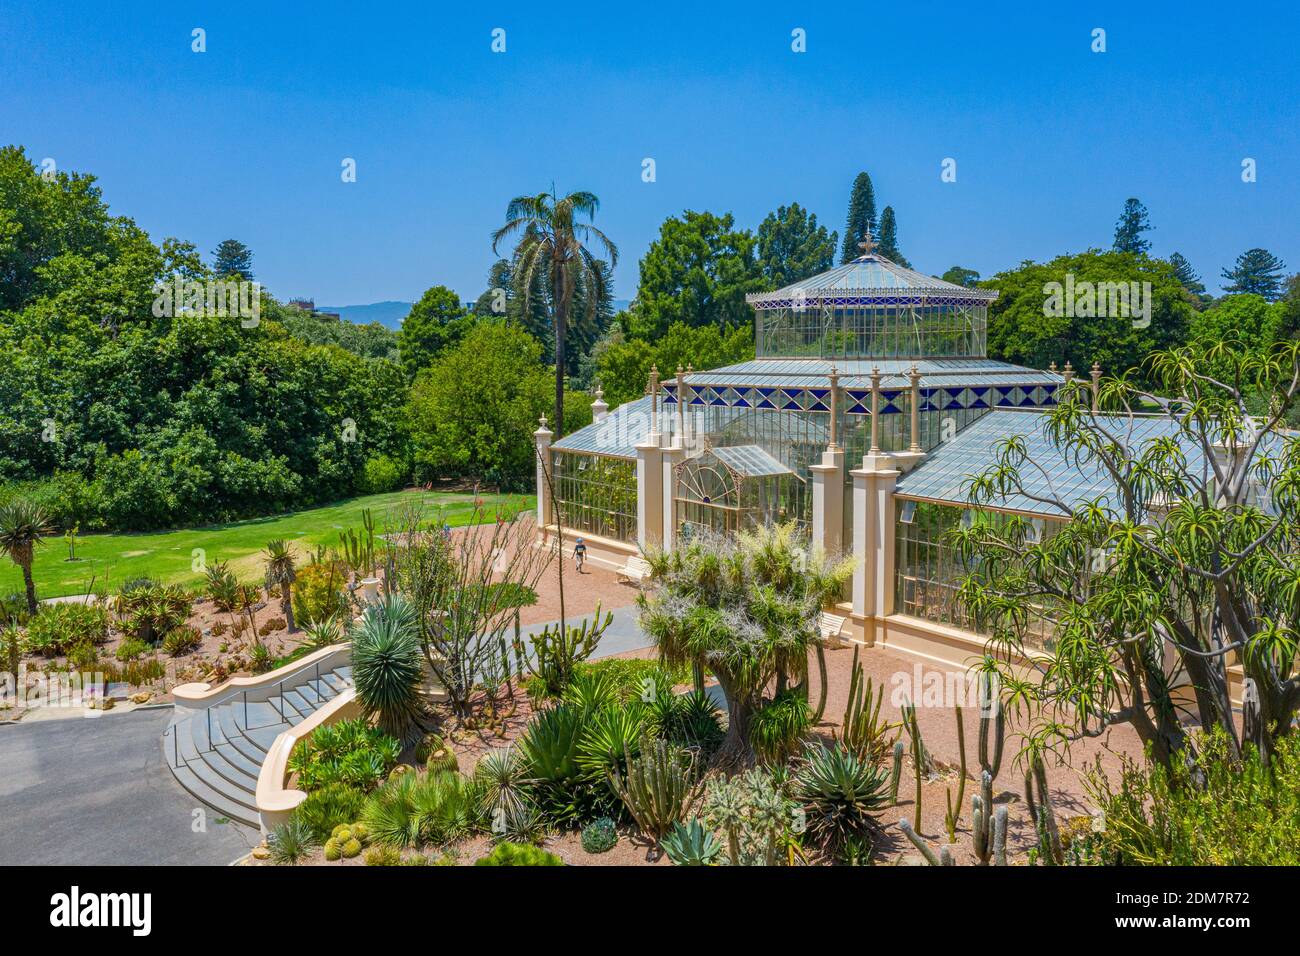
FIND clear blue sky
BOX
[3,1,1297,306]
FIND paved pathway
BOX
[0,707,259,865]
[518,604,654,660]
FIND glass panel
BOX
[551,452,637,544]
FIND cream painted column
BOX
[850,453,901,646]
[533,416,553,530]
[810,365,845,555]
[635,367,665,551]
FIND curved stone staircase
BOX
[162,662,354,829]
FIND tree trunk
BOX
[282,592,296,633]
[712,676,757,772]
[553,272,567,436]
[22,563,37,616]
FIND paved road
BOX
[519,604,654,660]
[0,707,259,865]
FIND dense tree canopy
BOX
[1112,198,1153,255]
[211,238,254,279]
[875,206,909,267]
[840,172,877,264]
[627,211,764,340]
[756,202,837,288]
[397,284,474,378]
[1222,248,1287,301]
[983,250,1194,383]
[594,322,754,409]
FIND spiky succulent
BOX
[350,595,425,739]
[792,742,889,851]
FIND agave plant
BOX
[661,818,722,866]
[350,596,426,739]
[575,702,650,779]
[204,560,240,612]
[792,742,889,851]
[517,704,590,825]
[302,614,346,649]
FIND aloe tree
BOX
[638,523,853,770]
[957,338,1300,770]
[491,188,618,434]
[0,499,54,615]
[263,539,298,631]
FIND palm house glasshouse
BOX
[535,240,1126,665]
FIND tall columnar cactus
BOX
[978,670,1005,781]
[839,646,896,763]
[971,770,1010,865]
[898,819,954,866]
[1024,755,1063,865]
[889,740,905,805]
[608,738,702,845]
[902,702,925,829]
[944,703,967,842]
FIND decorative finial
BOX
[857,229,875,256]
[539,414,548,427]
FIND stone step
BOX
[177,719,259,795]
[167,761,260,829]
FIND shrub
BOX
[258,617,287,637]
[361,771,480,849]
[364,846,402,866]
[117,581,192,644]
[1085,729,1300,865]
[581,817,618,854]
[115,638,152,662]
[67,641,99,669]
[473,842,563,866]
[295,783,367,842]
[750,690,813,765]
[288,718,401,793]
[99,657,166,686]
[162,626,201,656]
[576,702,650,781]
[570,657,692,702]
[361,454,404,494]
[268,817,318,865]
[662,819,722,866]
[653,689,724,755]
[23,602,109,656]
[473,746,531,825]
[350,596,425,739]
[291,561,349,626]
[792,743,889,852]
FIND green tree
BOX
[595,322,755,411]
[1112,198,1153,255]
[941,266,980,287]
[1222,248,1287,301]
[396,285,474,378]
[628,210,764,340]
[263,539,299,632]
[840,172,877,263]
[408,321,589,489]
[756,202,837,288]
[875,206,909,267]
[211,239,254,279]
[958,339,1300,770]
[983,250,1192,384]
[491,189,618,436]
[1167,251,1206,299]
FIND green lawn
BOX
[4,490,535,600]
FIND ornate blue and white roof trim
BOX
[745,253,999,309]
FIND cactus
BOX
[323,839,342,861]
[902,702,927,829]
[1024,755,1063,865]
[608,738,702,845]
[889,740,905,805]
[898,819,954,866]
[977,670,1005,781]
[837,646,897,763]
[971,770,1004,865]
[341,837,362,858]
[943,703,967,843]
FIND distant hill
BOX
[317,301,413,329]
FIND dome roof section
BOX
[745,253,999,309]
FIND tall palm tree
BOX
[0,499,54,615]
[491,188,618,434]
[263,539,298,632]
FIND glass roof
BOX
[709,444,797,478]
[668,357,1062,390]
[746,253,999,308]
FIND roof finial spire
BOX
[857,228,875,257]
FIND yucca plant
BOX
[654,689,724,754]
[576,702,650,780]
[473,746,531,824]
[268,817,319,865]
[661,818,722,866]
[350,595,425,739]
[263,539,298,631]
[562,668,620,713]
[302,614,345,649]
[793,742,889,852]
[750,690,813,766]
[0,498,53,615]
